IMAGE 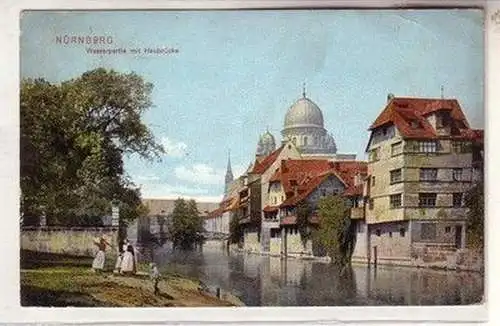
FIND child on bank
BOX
[149,262,161,296]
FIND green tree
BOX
[313,195,354,267]
[464,178,484,250]
[229,211,243,245]
[20,68,163,226]
[296,201,313,247]
[169,199,204,250]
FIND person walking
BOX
[92,236,110,273]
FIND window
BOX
[321,189,327,197]
[382,128,388,136]
[391,142,402,156]
[376,229,381,236]
[453,193,463,207]
[437,112,451,128]
[390,169,402,184]
[389,232,393,237]
[419,193,437,207]
[445,226,451,233]
[452,168,463,181]
[290,180,298,186]
[420,168,438,181]
[400,228,406,237]
[419,141,438,153]
[369,148,379,162]
[390,194,402,208]
[452,141,470,153]
[271,229,280,238]
[371,176,376,186]
[351,198,360,208]
[304,136,308,146]
[421,223,437,240]
[369,199,374,210]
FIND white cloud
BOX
[135,174,160,182]
[160,136,188,158]
[144,194,223,203]
[174,164,222,185]
[139,183,222,203]
[174,162,249,186]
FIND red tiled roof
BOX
[206,207,224,219]
[471,129,484,143]
[206,196,239,219]
[344,184,364,196]
[250,145,284,174]
[276,159,368,208]
[280,216,297,225]
[278,159,333,195]
[280,215,319,226]
[369,97,478,140]
[263,205,279,212]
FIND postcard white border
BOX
[1,0,497,325]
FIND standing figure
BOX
[92,236,110,273]
[120,240,136,275]
[149,262,161,295]
[113,240,124,274]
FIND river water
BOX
[142,240,483,306]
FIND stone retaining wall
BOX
[21,226,119,257]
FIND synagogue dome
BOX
[283,97,324,130]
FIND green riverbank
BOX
[20,250,244,307]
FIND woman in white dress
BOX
[113,240,124,274]
[120,240,136,275]
[92,236,110,273]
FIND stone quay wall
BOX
[21,226,119,257]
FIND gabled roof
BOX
[369,97,476,140]
[275,159,368,207]
[250,145,284,174]
[206,196,238,219]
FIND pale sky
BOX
[20,9,484,202]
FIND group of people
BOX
[91,236,138,275]
[91,235,161,295]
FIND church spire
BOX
[224,150,234,195]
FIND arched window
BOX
[292,137,297,145]
[304,136,308,146]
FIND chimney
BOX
[387,93,395,103]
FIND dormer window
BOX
[290,180,298,186]
[410,120,419,128]
[437,111,451,128]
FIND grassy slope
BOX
[20,251,243,307]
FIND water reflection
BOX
[141,240,483,306]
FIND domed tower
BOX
[281,86,337,155]
[256,130,276,160]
